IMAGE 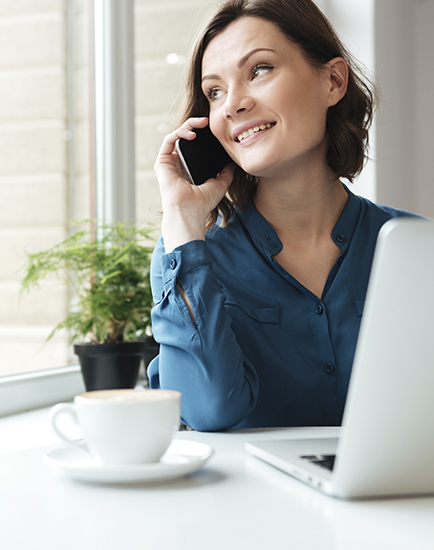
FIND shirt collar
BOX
[236,199,282,256]
[236,183,362,255]
[331,184,362,247]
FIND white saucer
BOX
[44,439,213,484]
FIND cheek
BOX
[209,115,226,143]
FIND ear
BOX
[325,57,348,107]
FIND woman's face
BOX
[201,17,338,180]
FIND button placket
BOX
[312,302,338,379]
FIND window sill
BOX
[0,366,85,418]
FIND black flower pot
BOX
[143,336,160,368]
[74,342,146,392]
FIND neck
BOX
[254,167,348,246]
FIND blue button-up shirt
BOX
[149,186,418,431]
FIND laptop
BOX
[246,218,434,499]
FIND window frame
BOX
[0,366,84,417]
[0,0,136,417]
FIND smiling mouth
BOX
[235,122,276,143]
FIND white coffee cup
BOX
[50,389,181,464]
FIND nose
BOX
[223,88,254,120]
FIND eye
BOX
[206,88,224,102]
[251,64,273,80]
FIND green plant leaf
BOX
[20,220,157,344]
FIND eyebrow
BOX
[201,48,276,83]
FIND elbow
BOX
[181,393,254,432]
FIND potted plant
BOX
[21,220,159,391]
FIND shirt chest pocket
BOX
[223,291,280,324]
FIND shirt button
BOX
[324,363,335,374]
[315,304,324,315]
[336,233,345,243]
[170,259,177,269]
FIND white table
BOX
[1,409,433,550]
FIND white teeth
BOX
[236,122,273,142]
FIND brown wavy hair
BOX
[176,0,378,229]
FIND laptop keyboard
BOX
[300,454,336,471]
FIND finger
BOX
[158,117,209,157]
[182,116,209,131]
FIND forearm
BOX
[152,344,258,432]
[151,309,258,431]
[149,240,259,431]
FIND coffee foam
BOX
[79,389,179,402]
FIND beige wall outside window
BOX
[0,0,77,375]
[0,0,219,378]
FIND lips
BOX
[233,121,276,143]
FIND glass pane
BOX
[0,0,89,375]
[134,0,221,226]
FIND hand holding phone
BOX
[155,119,235,253]
[175,126,232,186]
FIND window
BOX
[134,0,222,225]
[0,0,85,377]
[0,0,219,382]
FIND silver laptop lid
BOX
[333,218,434,497]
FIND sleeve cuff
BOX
[161,240,212,285]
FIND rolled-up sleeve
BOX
[148,238,259,431]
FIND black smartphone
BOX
[175,126,232,186]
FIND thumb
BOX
[214,162,236,192]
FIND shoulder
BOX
[358,194,423,222]
[342,188,424,249]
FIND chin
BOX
[241,162,279,179]
[235,157,272,178]
[236,149,285,178]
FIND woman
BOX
[149,0,418,431]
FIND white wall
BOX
[324,0,376,202]
[414,0,434,220]
[375,0,434,219]
[319,0,434,219]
